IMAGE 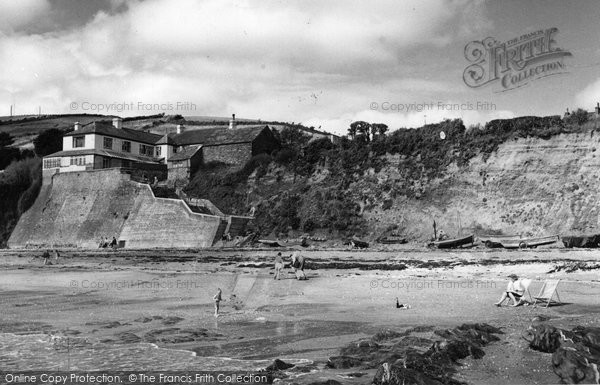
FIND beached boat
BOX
[345,237,369,248]
[478,234,521,248]
[561,234,600,248]
[377,235,408,244]
[500,235,559,249]
[258,239,282,247]
[433,234,474,249]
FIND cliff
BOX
[351,131,600,240]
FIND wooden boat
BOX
[346,237,369,248]
[478,234,521,248]
[377,235,408,244]
[257,238,308,248]
[500,235,559,249]
[258,239,283,247]
[433,234,474,249]
[561,235,600,248]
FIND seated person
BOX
[495,274,524,307]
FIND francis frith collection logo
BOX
[463,27,572,91]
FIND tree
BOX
[0,132,14,147]
[34,128,64,157]
[371,123,388,139]
[349,121,371,142]
[564,108,589,126]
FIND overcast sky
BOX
[1,0,599,135]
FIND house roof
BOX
[161,125,269,146]
[168,145,202,162]
[64,121,163,145]
[44,148,161,164]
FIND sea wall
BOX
[7,169,223,249]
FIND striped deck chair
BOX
[533,279,562,308]
[520,278,533,303]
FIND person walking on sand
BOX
[495,274,525,307]
[291,252,307,280]
[274,252,284,280]
[213,288,222,317]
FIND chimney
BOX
[176,124,184,134]
[112,117,122,129]
[74,121,81,131]
[229,113,236,129]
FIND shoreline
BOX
[2,249,600,384]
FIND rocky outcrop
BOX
[323,323,502,385]
[525,323,600,384]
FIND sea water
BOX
[0,333,307,371]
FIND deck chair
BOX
[533,279,562,308]
[520,278,533,302]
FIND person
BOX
[290,252,307,280]
[98,236,105,248]
[495,274,525,307]
[437,230,448,241]
[53,249,60,264]
[42,250,51,265]
[274,252,284,280]
[395,297,411,309]
[213,288,222,317]
[110,236,117,248]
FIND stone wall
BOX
[8,169,222,249]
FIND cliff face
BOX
[358,132,600,239]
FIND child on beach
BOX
[213,288,222,317]
[274,253,284,280]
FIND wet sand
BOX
[1,248,600,384]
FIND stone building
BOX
[43,117,280,184]
[159,124,280,184]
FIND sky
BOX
[1,0,599,135]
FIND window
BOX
[122,141,131,153]
[102,157,111,168]
[70,156,86,166]
[73,136,85,148]
[103,137,113,150]
[139,144,153,156]
[43,158,61,169]
[156,146,161,157]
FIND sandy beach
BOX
[1,248,600,384]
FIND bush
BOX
[34,128,64,157]
[564,108,589,126]
[0,157,42,247]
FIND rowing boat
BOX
[500,235,559,249]
[432,234,474,249]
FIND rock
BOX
[134,317,153,323]
[372,362,445,385]
[116,332,141,344]
[340,339,381,356]
[526,323,600,384]
[326,356,364,369]
[552,346,600,384]
[265,359,295,371]
[162,316,184,325]
[525,324,565,353]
